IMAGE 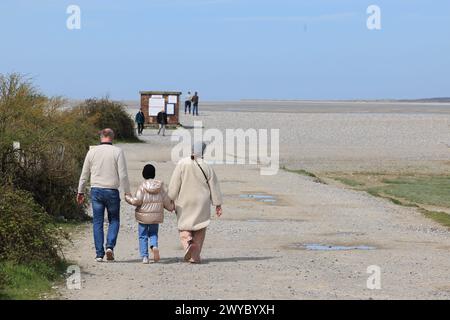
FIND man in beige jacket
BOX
[168,142,223,263]
[77,128,131,262]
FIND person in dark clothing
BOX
[156,108,168,136]
[135,109,145,135]
[184,91,192,114]
[192,92,199,116]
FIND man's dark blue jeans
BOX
[185,100,191,114]
[91,188,121,258]
[193,102,198,116]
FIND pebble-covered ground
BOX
[60,102,450,299]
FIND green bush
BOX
[0,185,65,265]
[0,73,96,220]
[0,73,97,299]
[75,98,139,142]
[0,268,6,296]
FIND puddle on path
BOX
[318,232,366,237]
[240,193,277,203]
[287,243,376,251]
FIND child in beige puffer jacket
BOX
[125,164,174,264]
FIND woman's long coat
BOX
[168,157,222,231]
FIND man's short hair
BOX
[100,128,115,140]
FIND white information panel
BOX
[149,98,165,108]
[149,107,160,116]
[168,95,178,104]
[149,97,165,116]
[166,103,175,115]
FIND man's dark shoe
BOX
[106,248,115,261]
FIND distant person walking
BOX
[77,128,131,262]
[192,92,199,116]
[156,108,168,136]
[184,91,192,114]
[168,142,223,264]
[135,108,145,136]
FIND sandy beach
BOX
[60,101,450,300]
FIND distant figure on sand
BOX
[125,164,175,264]
[192,92,199,116]
[77,128,131,262]
[135,108,145,136]
[184,91,192,114]
[156,108,168,136]
[168,142,223,263]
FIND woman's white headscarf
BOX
[192,141,207,158]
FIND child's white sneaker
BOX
[142,257,149,264]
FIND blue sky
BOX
[0,0,449,100]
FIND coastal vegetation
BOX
[328,173,450,228]
[283,166,450,229]
[0,73,138,299]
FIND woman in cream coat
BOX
[168,142,223,263]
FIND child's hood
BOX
[142,179,163,194]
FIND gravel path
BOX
[60,107,450,300]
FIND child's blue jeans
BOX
[138,223,159,257]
